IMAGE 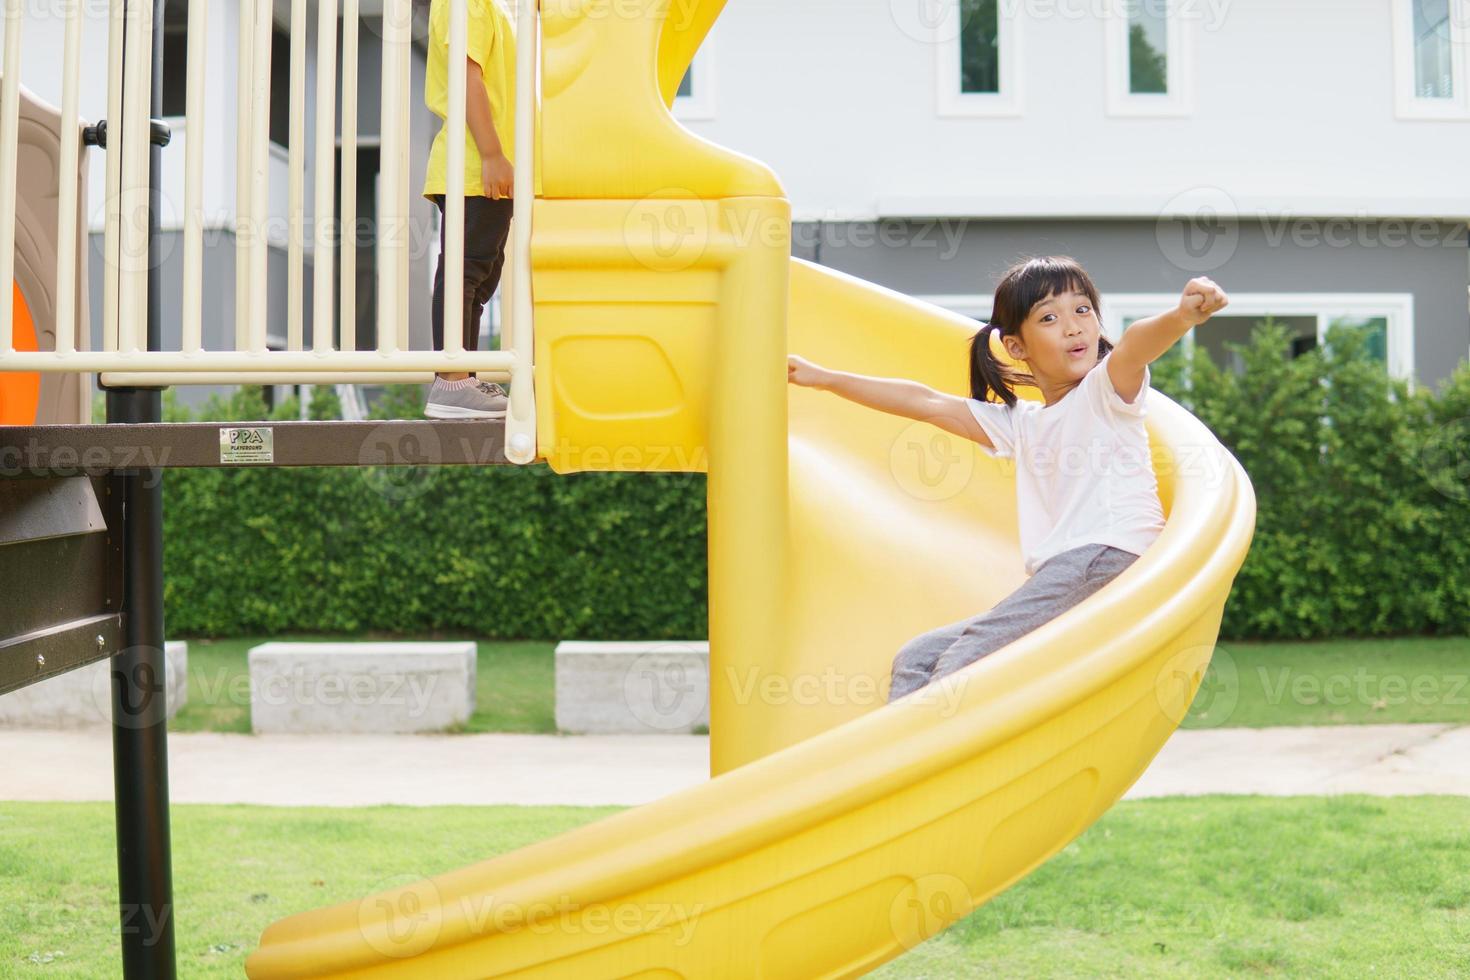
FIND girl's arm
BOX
[788,354,996,451]
[1108,275,1229,402]
[465,58,513,198]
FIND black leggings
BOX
[430,194,514,353]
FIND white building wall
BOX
[677,0,1470,221]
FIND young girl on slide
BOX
[786,255,1229,704]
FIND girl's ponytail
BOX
[969,322,1033,409]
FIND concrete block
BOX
[555,641,708,734]
[248,642,476,734]
[0,641,188,729]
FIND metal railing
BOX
[0,0,538,464]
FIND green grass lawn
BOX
[2,796,1466,977]
[168,635,1470,734]
[1179,636,1470,729]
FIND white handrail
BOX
[233,0,253,352]
[102,0,124,353]
[247,0,270,353]
[376,0,406,354]
[443,0,468,359]
[55,0,83,354]
[0,0,539,469]
[339,0,359,351]
[0,0,21,352]
[312,0,338,353]
[502,0,537,464]
[181,0,207,353]
[286,0,307,351]
[118,0,153,353]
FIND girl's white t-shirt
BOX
[966,353,1166,576]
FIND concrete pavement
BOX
[0,724,1465,808]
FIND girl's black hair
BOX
[969,254,1113,408]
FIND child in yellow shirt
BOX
[421,0,517,419]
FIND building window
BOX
[160,0,188,118]
[1127,0,1168,93]
[915,293,1415,387]
[672,51,715,120]
[270,28,291,149]
[1107,294,1415,386]
[1394,0,1470,118]
[937,0,1021,117]
[1106,0,1192,116]
[960,0,1000,93]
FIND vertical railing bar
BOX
[248,0,270,353]
[394,12,409,351]
[233,0,253,351]
[339,0,358,352]
[504,0,536,462]
[286,0,305,350]
[0,0,22,354]
[0,0,25,352]
[102,0,125,353]
[180,0,206,353]
[375,0,402,353]
[312,0,338,352]
[119,0,153,352]
[54,0,84,353]
[442,0,466,358]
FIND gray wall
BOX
[796,218,1470,390]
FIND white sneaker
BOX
[425,379,508,419]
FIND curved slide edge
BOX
[245,260,1255,980]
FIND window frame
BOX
[1392,0,1470,120]
[672,50,717,121]
[914,292,1416,388]
[1104,0,1193,118]
[1104,292,1416,389]
[937,0,1023,118]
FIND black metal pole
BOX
[104,0,176,969]
[106,389,176,979]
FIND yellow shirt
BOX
[422,0,515,199]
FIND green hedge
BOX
[161,386,709,639]
[158,326,1470,641]
[1149,322,1470,640]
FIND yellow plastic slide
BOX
[246,1,1255,975]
